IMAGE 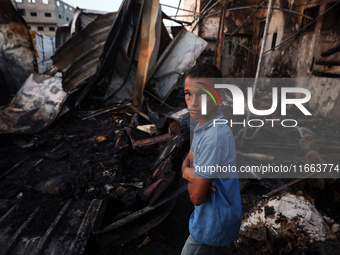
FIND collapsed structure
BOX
[0,0,340,254]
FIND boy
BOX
[181,64,241,255]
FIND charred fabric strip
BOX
[75,0,135,106]
[0,0,37,105]
[312,71,340,78]
[0,74,67,134]
[52,13,115,93]
[321,44,340,57]
[315,61,340,66]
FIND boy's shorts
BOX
[181,234,231,255]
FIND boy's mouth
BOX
[190,110,200,115]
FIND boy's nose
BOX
[191,94,200,107]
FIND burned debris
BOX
[1,0,340,254]
[0,0,196,253]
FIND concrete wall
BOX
[183,0,340,119]
[261,0,340,119]
[10,0,74,37]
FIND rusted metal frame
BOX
[93,184,187,234]
[66,199,103,255]
[0,204,18,225]
[2,207,40,255]
[225,1,266,41]
[133,0,161,108]
[191,0,225,32]
[214,2,227,69]
[132,133,172,149]
[204,6,315,20]
[264,1,340,54]
[102,0,145,105]
[241,0,274,147]
[75,0,134,106]
[33,200,73,255]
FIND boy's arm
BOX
[182,150,216,205]
[182,150,194,183]
[188,178,211,206]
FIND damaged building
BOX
[0,0,340,254]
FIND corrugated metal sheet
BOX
[0,0,37,105]
[152,28,208,101]
[52,13,115,93]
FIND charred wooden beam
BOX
[132,133,171,149]
[33,200,73,255]
[312,70,340,78]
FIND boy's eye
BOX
[185,92,190,97]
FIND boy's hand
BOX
[209,182,216,193]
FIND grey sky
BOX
[63,0,184,19]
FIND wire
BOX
[225,0,266,41]
[191,0,226,32]
[204,6,314,20]
[174,0,182,19]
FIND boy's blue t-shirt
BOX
[189,113,242,247]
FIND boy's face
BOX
[184,77,218,121]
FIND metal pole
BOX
[240,0,274,147]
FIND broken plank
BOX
[237,151,275,163]
[132,133,171,149]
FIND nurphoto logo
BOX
[200,84,312,128]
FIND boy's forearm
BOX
[182,166,194,183]
[182,157,193,182]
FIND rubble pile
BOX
[239,192,338,253]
